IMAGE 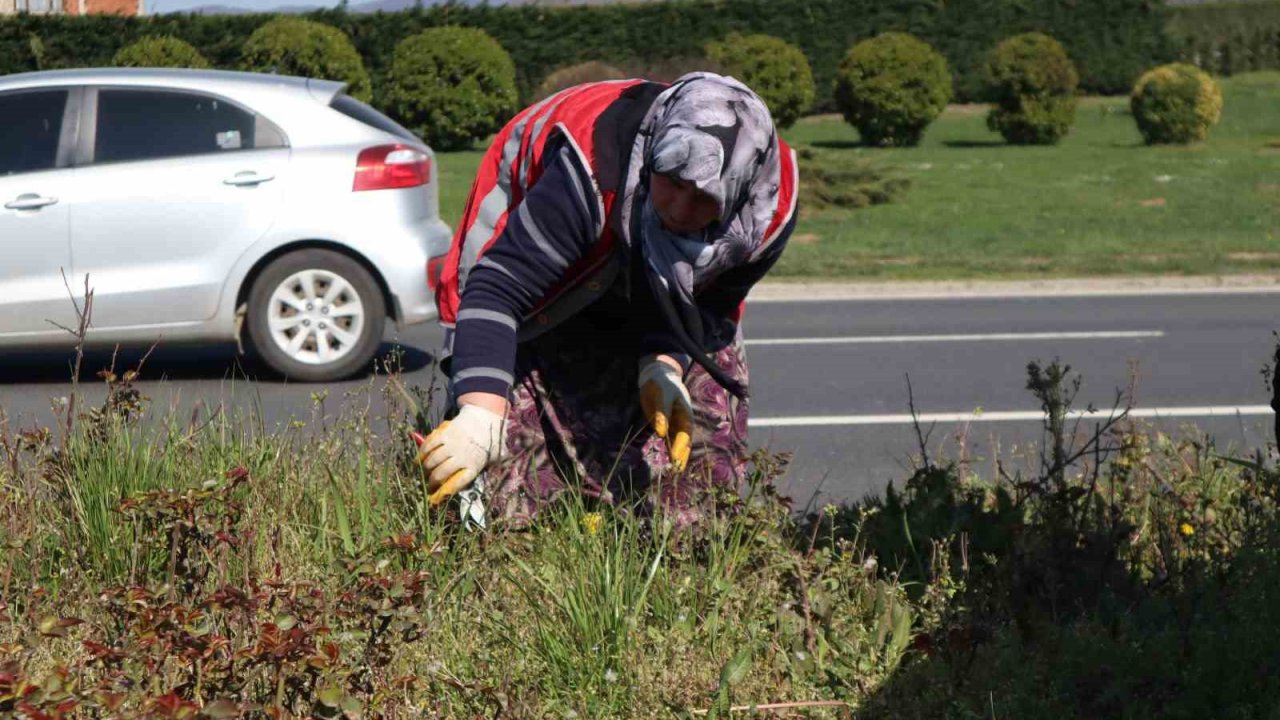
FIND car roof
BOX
[0,68,347,104]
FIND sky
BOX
[147,0,339,13]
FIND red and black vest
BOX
[436,79,798,339]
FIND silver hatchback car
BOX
[0,68,452,381]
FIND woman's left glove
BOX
[639,355,693,472]
[415,404,507,506]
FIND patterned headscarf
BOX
[619,72,782,399]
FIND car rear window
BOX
[0,89,67,176]
[330,94,421,144]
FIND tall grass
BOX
[2,355,1280,717]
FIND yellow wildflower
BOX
[1180,522,1195,537]
[583,512,603,536]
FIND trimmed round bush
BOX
[985,33,1079,145]
[1130,63,1223,145]
[834,32,952,147]
[385,27,517,152]
[534,60,626,102]
[705,33,815,129]
[621,55,725,84]
[239,18,371,102]
[112,36,210,69]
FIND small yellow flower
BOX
[1180,522,1195,537]
[582,512,603,536]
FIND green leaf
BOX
[317,686,343,708]
[202,699,240,719]
[38,615,60,637]
[719,649,751,688]
[357,444,372,543]
[340,694,363,719]
[328,469,356,557]
[37,615,80,638]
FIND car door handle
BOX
[223,172,275,187]
[4,194,58,211]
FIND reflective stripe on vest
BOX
[438,80,646,326]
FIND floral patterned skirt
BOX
[468,308,751,527]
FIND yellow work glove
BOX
[413,404,507,506]
[638,355,693,472]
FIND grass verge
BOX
[3,352,1280,717]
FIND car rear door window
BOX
[94,89,285,164]
[330,93,421,144]
[0,90,68,176]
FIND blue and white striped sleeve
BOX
[450,143,600,398]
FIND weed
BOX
[3,345,1279,716]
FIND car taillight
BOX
[353,144,431,191]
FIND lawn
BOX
[435,72,1280,281]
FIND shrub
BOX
[0,1,1173,107]
[984,33,1079,145]
[795,146,909,210]
[534,60,626,102]
[705,33,815,129]
[1130,62,1223,145]
[111,35,209,69]
[239,17,371,102]
[834,32,952,147]
[384,27,518,152]
[620,55,725,85]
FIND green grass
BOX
[780,72,1280,280]
[435,72,1280,281]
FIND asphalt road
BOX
[2,289,1276,508]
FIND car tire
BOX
[246,249,386,382]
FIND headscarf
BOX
[618,72,782,399]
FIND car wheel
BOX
[246,249,386,382]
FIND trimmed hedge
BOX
[1130,62,1223,145]
[534,60,626,102]
[835,33,952,147]
[1167,1,1280,76]
[705,34,814,129]
[985,33,1079,145]
[0,0,1173,109]
[239,17,371,101]
[112,35,210,69]
[384,27,517,152]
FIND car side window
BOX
[0,90,69,177]
[94,89,285,164]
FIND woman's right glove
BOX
[638,355,693,472]
[414,404,507,506]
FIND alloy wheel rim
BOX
[267,269,366,366]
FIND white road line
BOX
[745,330,1164,346]
[750,405,1274,428]
[747,276,1280,303]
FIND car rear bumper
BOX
[382,215,452,329]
